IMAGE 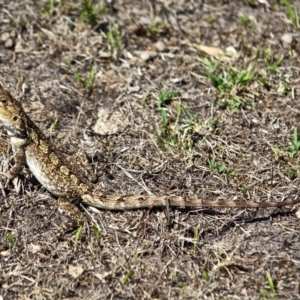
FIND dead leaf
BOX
[28,244,41,254]
[68,265,84,279]
[94,108,128,135]
[193,44,239,62]
[193,44,224,56]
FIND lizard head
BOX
[0,90,27,138]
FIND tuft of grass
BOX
[6,230,16,249]
[141,90,150,106]
[256,47,290,94]
[287,127,300,158]
[282,0,299,29]
[269,54,284,75]
[261,289,268,299]
[262,47,284,75]
[202,270,210,282]
[205,16,217,24]
[148,20,165,36]
[238,148,244,159]
[266,271,276,297]
[155,89,178,149]
[75,71,83,87]
[155,89,201,150]
[179,282,187,289]
[122,270,134,284]
[75,66,96,95]
[272,147,281,156]
[240,15,255,28]
[74,226,83,242]
[284,168,297,180]
[272,127,300,178]
[155,91,221,151]
[202,58,255,111]
[134,251,140,261]
[86,67,96,89]
[106,24,122,59]
[193,227,200,252]
[51,118,59,131]
[157,89,179,108]
[40,0,60,17]
[209,156,226,174]
[241,186,248,195]
[49,0,56,12]
[92,225,101,241]
[80,0,97,25]
[80,0,107,25]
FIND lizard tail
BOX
[82,192,300,210]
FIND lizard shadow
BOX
[156,207,296,235]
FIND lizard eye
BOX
[12,116,18,121]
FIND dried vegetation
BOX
[1,0,300,299]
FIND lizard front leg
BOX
[1,139,26,187]
[56,193,85,234]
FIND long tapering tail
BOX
[81,192,300,210]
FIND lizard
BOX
[0,89,299,232]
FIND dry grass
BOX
[1,0,300,299]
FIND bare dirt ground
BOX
[1,0,300,299]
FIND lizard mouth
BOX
[4,125,27,139]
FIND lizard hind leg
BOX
[56,193,85,235]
